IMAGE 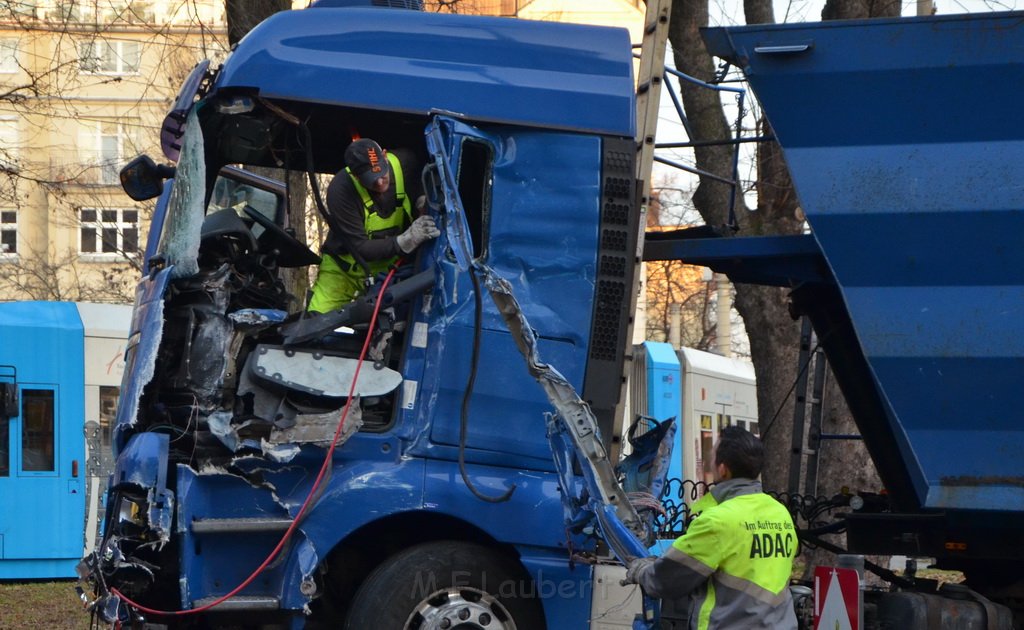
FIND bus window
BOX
[22,389,55,472]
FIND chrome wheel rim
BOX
[405,586,517,630]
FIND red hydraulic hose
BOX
[111,266,401,618]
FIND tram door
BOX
[0,382,85,578]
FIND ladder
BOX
[610,0,674,464]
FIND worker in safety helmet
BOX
[308,138,440,312]
[625,426,798,630]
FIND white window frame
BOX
[78,39,140,76]
[79,207,139,260]
[0,39,19,74]
[0,208,17,260]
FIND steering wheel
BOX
[242,205,320,268]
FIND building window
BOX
[121,1,156,23]
[80,208,138,257]
[81,120,135,185]
[78,39,140,75]
[0,39,18,73]
[0,210,16,256]
[8,1,37,18]
[0,118,19,172]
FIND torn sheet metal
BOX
[266,404,364,449]
[480,265,648,560]
[114,274,168,447]
[209,393,364,459]
[111,432,175,543]
[228,308,288,331]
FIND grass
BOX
[0,580,93,630]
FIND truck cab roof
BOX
[214,7,636,138]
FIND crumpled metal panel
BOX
[111,432,174,542]
[113,272,168,454]
[406,117,599,465]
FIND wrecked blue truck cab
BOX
[82,6,641,628]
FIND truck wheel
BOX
[344,540,546,630]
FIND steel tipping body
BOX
[700,12,1024,518]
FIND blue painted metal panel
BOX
[176,463,307,608]
[0,302,85,578]
[421,459,570,549]
[175,441,588,623]
[518,547,594,628]
[404,124,602,464]
[214,8,635,137]
[705,12,1024,511]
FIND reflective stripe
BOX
[344,151,412,236]
[336,151,412,277]
[663,546,714,577]
[715,571,793,607]
[697,579,715,630]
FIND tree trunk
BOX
[225,1,310,310]
[226,0,291,47]
[821,0,900,20]
[667,0,885,506]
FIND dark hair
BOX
[715,426,764,479]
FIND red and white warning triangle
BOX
[818,569,854,630]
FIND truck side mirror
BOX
[1,382,17,418]
[120,154,176,201]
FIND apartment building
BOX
[0,0,642,303]
[0,0,228,302]
[426,0,644,40]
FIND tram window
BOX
[701,431,715,484]
[99,386,118,449]
[0,416,8,476]
[22,389,54,472]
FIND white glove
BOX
[624,556,657,585]
[397,215,441,254]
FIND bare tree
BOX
[223,0,311,308]
[225,0,289,47]
[0,1,231,304]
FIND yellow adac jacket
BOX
[633,479,798,630]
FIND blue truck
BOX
[78,2,1024,628]
[80,3,653,628]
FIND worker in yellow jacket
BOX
[626,426,798,629]
[309,138,439,313]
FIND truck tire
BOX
[343,540,546,630]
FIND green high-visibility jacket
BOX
[308,152,412,312]
[335,150,413,278]
[634,479,798,629]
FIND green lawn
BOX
[0,581,92,630]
